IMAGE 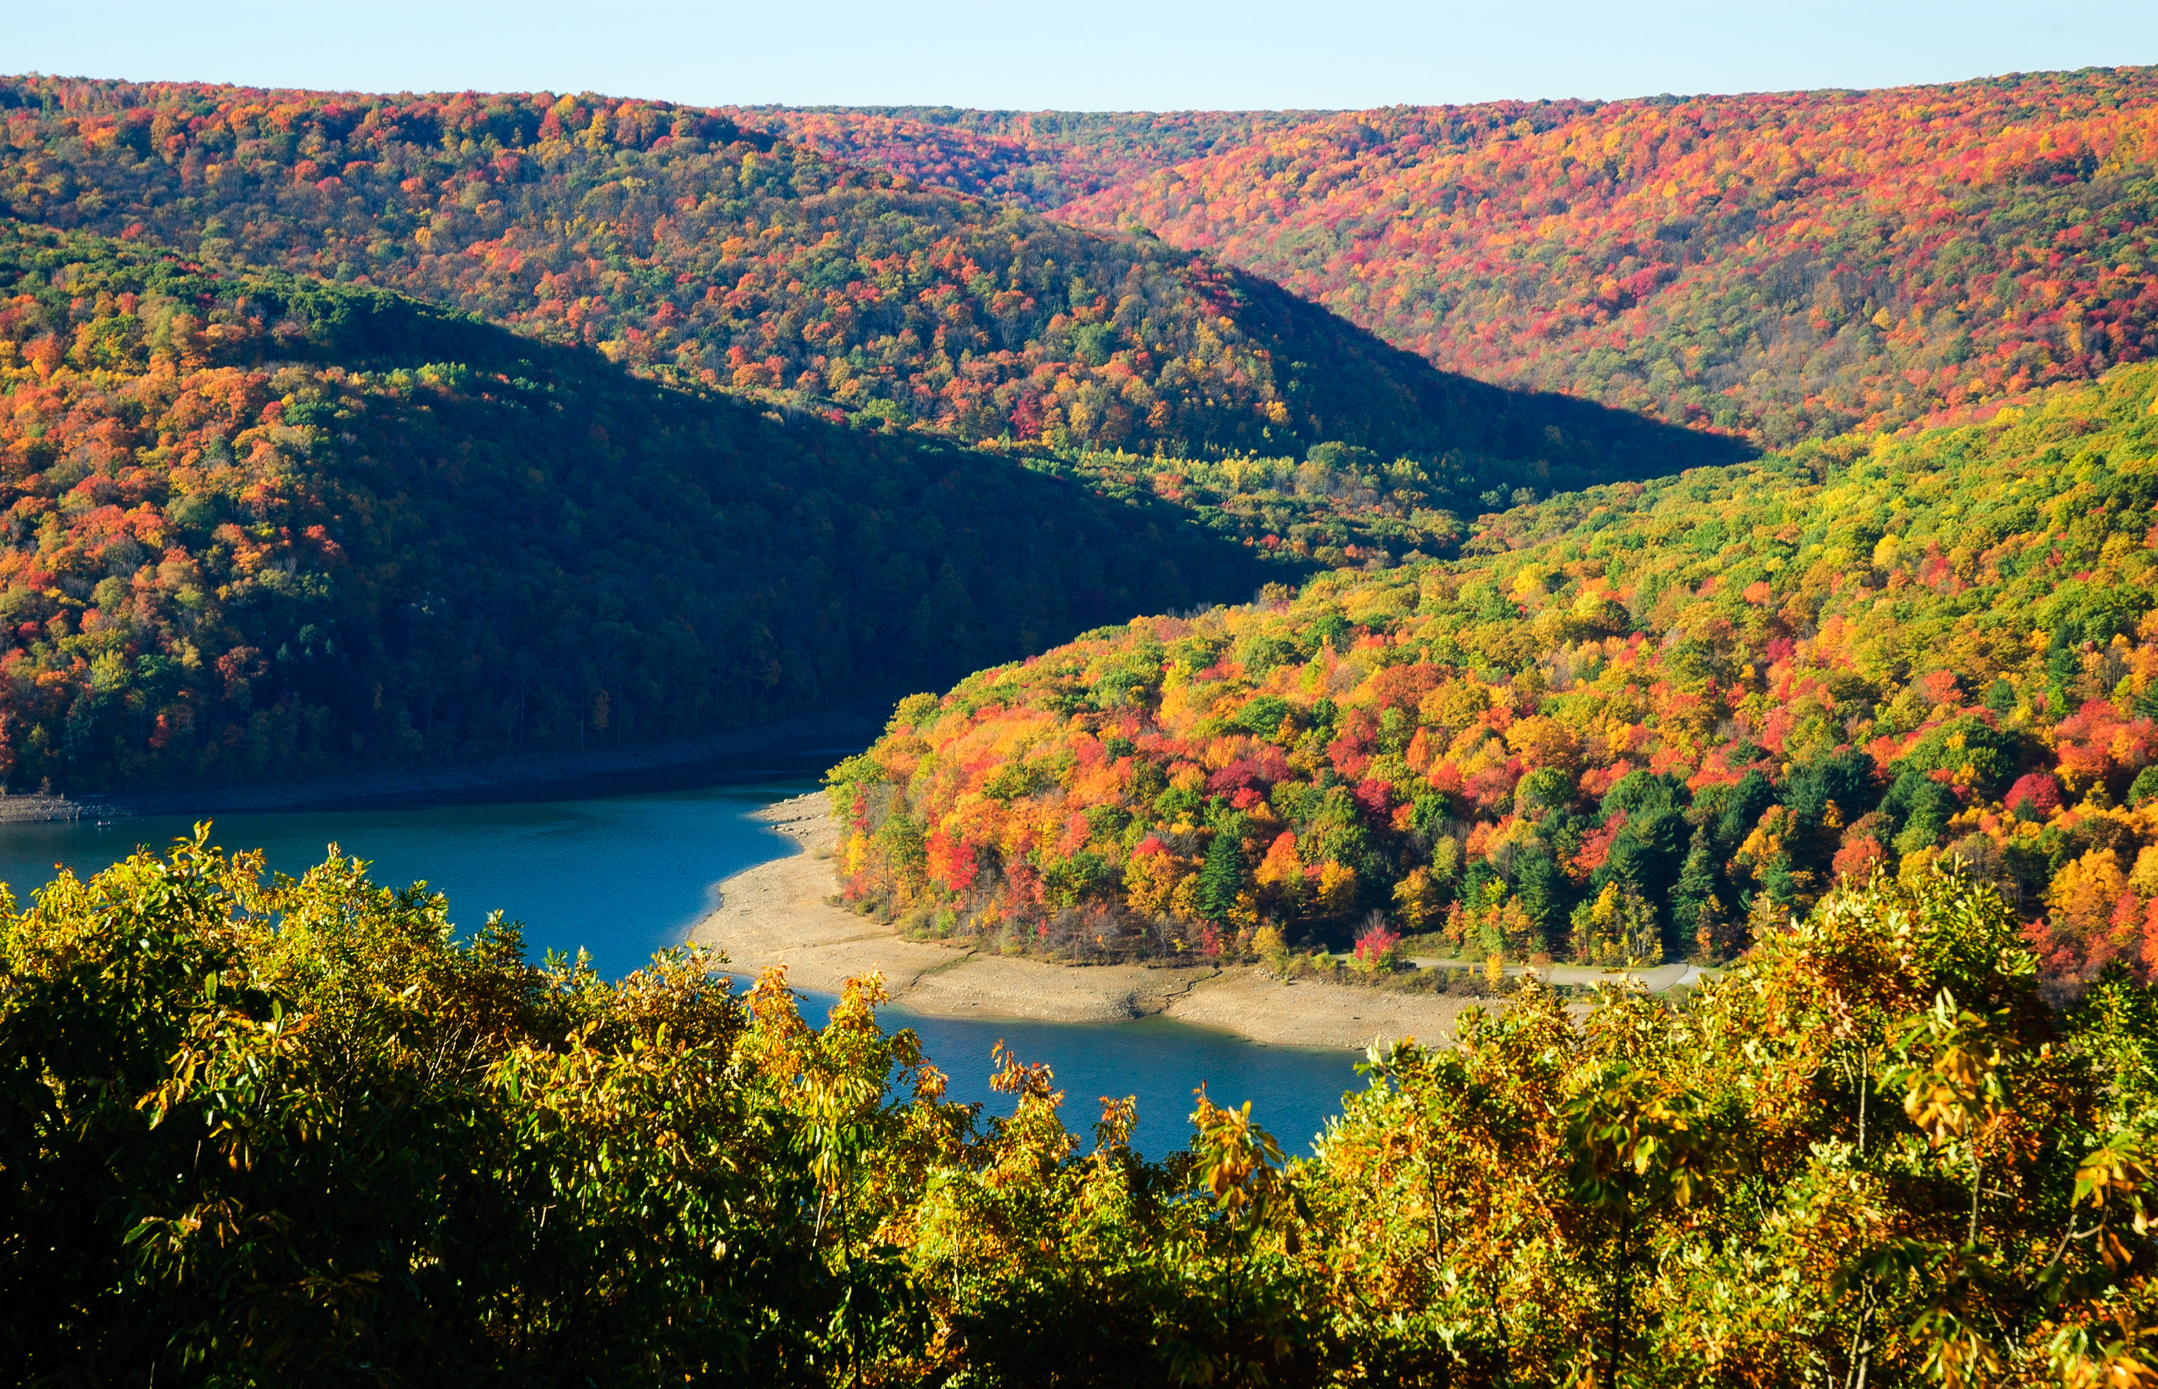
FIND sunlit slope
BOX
[0,76,1735,498]
[1049,68,2158,447]
[832,365,2158,985]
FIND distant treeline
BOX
[0,76,1733,501]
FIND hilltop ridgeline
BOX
[0,76,1733,503]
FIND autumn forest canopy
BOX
[835,364,2158,989]
[0,69,2151,795]
[775,69,2158,447]
[0,74,1756,791]
[6,59,2158,1386]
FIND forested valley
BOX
[1067,69,2158,446]
[0,77,1725,484]
[775,69,2158,447]
[6,59,2158,1388]
[0,77,1746,792]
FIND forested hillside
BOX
[741,106,1314,210]
[832,364,2158,986]
[0,224,1280,791]
[756,70,2158,450]
[1060,67,2158,445]
[9,837,2158,1383]
[12,63,2158,1389]
[0,76,1732,494]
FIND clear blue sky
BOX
[9,1,2155,111]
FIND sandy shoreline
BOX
[688,791,1497,1052]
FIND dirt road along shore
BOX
[687,792,1495,1052]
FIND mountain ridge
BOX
[0,75,1733,498]
[747,67,2158,448]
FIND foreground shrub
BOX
[4,833,2157,1384]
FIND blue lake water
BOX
[0,783,1361,1157]
[787,986,1361,1159]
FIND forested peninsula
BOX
[833,364,2158,996]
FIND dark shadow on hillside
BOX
[1227,269,1757,490]
[270,278,1285,732]
[1,220,1326,792]
[95,703,893,817]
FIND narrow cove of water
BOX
[0,782,1361,1158]
[771,984,1363,1159]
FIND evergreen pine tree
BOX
[1514,847,1564,953]
[1671,825,1719,959]
[1196,826,1246,923]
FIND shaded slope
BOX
[0,224,1273,791]
[1215,265,1749,487]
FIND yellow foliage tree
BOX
[1316,860,1359,918]
[1504,714,1581,772]
[1124,849,1185,919]
[2048,847,2129,943]
[1567,880,1664,966]
[1392,866,1443,933]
